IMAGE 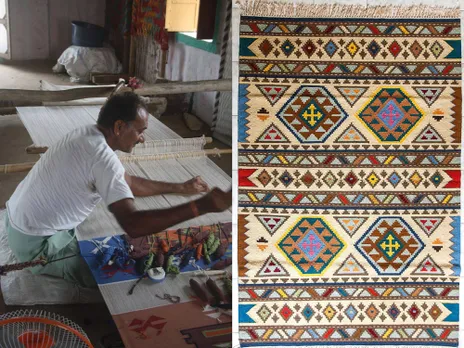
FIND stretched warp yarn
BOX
[121,136,207,157]
[237,2,461,347]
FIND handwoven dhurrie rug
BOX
[237,2,461,347]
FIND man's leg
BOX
[6,216,97,288]
[40,230,97,288]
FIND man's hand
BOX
[181,176,209,195]
[125,174,209,197]
[197,188,232,214]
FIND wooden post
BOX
[129,36,136,76]
[0,162,36,174]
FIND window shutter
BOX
[165,0,200,32]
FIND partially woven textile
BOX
[131,0,169,50]
[237,2,461,347]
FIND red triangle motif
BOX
[256,254,289,277]
[257,85,290,106]
[412,255,444,275]
[413,217,444,236]
[257,123,290,143]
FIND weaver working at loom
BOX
[4,92,232,288]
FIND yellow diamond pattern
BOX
[367,172,380,188]
[324,304,336,321]
[409,171,423,187]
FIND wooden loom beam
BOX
[0,97,168,116]
[0,79,232,103]
[25,137,215,155]
[1,149,232,174]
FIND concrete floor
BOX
[0,60,231,347]
[0,59,72,89]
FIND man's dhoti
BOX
[5,215,96,288]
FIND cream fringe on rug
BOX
[236,0,460,18]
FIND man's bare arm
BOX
[125,174,208,197]
[109,188,231,238]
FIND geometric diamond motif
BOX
[344,171,359,187]
[302,304,315,321]
[323,304,336,321]
[366,172,380,188]
[428,304,443,321]
[280,39,295,57]
[277,86,348,143]
[430,41,444,58]
[408,304,421,320]
[409,171,423,187]
[278,217,345,275]
[409,40,423,58]
[430,171,444,188]
[256,215,289,236]
[366,304,380,320]
[378,231,404,260]
[302,39,317,58]
[388,40,402,57]
[387,172,402,187]
[300,171,316,187]
[324,40,338,57]
[258,39,273,57]
[355,217,425,275]
[278,170,294,187]
[345,40,359,57]
[322,172,337,188]
[279,304,294,321]
[257,169,272,187]
[358,87,424,142]
[344,304,358,321]
[297,230,325,261]
[378,100,404,130]
[367,40,381,58]
[257,304,272,322]
[412,217,444,237]
[387,304,401,320]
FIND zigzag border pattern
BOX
[450,216,460,276]
[239,284,459,301]
[239,84,251,142]
[238,276,459,285]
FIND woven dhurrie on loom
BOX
[237,2,461,347]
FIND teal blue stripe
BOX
[240,38,257,57]
[239,304,255,323]
[445,40,461,59]
[444,303,459,322]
